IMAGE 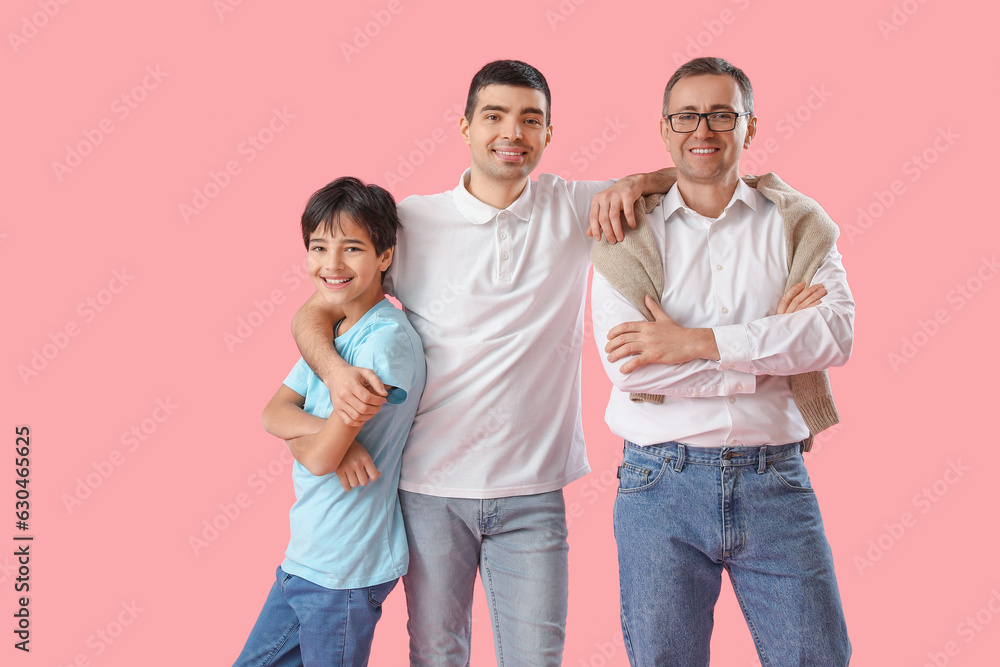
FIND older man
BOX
[592,57,853,666]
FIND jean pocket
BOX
[617,446,668,494]
[767,454,815,492]
[367,578,398,607]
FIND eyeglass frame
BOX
[662,111,752,133]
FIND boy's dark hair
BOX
[465,60,552,125]
[662,57,754,116]
[300,176,400,255]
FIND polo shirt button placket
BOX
[496,214,514,282]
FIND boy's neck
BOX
[336,287,385,337]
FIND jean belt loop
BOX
[758,446,768,474]
[674,444,686,472]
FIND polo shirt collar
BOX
[453,169,533,225]
[661,177,759,221]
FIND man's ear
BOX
[460,116,471,147]
[744,114,757,148]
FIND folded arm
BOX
[713,246,854,376]
[262,384,366,477]
[593,266,844,395]
[592,273,753,397]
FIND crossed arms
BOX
[593,248,854,398]
[261,384,382,489]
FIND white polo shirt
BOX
[384,170,612,499]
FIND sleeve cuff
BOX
[713,324,753,374]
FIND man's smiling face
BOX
[461,84,552,187]
[661,74,756,188]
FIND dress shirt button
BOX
[729,397,736,403]
[730,439,738,445]
[716,264,723,271]
[722,307,729,314]
[736,383,743,391]
[500,232,508,239]
[501,252,509,260]
[498,211,506,219]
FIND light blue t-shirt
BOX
[280,299,425,589]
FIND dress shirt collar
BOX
[661,178,759,222]
[453,168,533,225]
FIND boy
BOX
[232,176,426,667]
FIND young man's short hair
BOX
[662,57,754,116]
[300,176,401,254]
[465,59,552,125]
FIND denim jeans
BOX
[398,489,569,667]
[232,566,397,667]
[615,441,851,667]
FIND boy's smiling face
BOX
[307,214,393,314]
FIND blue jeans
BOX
[614,441,851,667]
[398,489,569,667]
[232,566,397,667]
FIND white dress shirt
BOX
[385,170,612,498]
[592,180,854,448]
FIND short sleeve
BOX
[282,358,311,398]
[554,177,616,237]
[350,319,419,405]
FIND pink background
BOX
[5,0,997,665]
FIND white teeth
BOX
[691,148,716,154]
[495,150,523,156]
[324,278,350,284]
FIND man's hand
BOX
[588,168,678,244]
[606,295,719,373]
[328,364,387,428]
[334,440,381,492]
[588,175,644,243]
[776,282,826,315]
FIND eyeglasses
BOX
[663,111,751,133]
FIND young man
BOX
[233,177,425,667]
[591,57,853,666]
[292,61,674,666]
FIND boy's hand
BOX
[328,364,387,428]
[334,440,381,491]
[776,282,826,315]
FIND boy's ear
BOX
[378,246,394,271]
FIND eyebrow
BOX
[673,103,738,112]
[480,104,546,117]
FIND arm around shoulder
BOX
[291,290,388,427]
